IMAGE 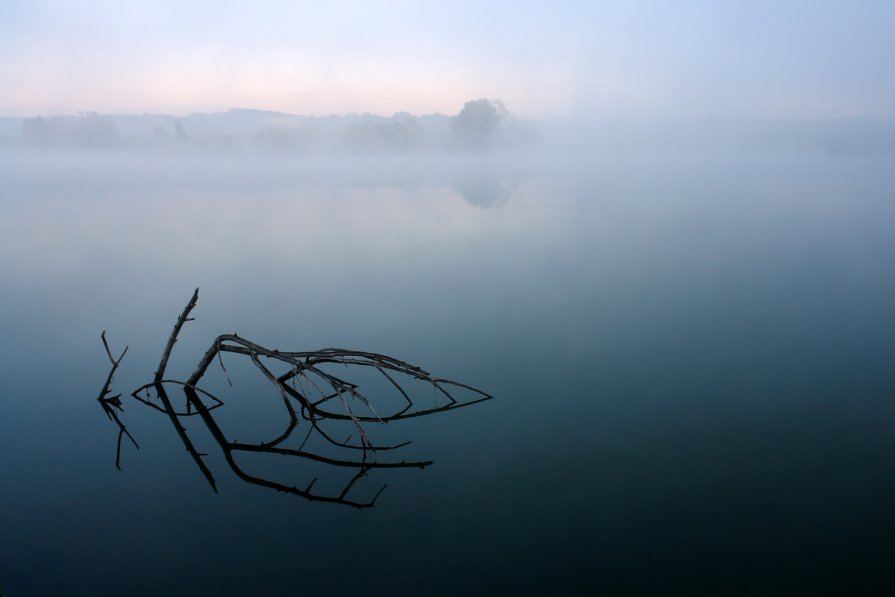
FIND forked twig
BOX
[97,331,138,469]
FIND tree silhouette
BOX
[451,98,511,149]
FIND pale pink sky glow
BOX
[1,1,893,119]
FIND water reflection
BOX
[2,148,891,594]
[452,176,511,208]
[98,289,492,508]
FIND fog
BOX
[4,3,895,595]
[2,99,534,155]
[3,2,895,159]
[3,99,894,159]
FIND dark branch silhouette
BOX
[98,288,492,507]
[96,331,138,470]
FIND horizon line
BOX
[1,109,894,124]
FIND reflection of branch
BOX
[100,289,493,507]
[148,383,218,492]
[97,331,138,470]
[183,387,421,508]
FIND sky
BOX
[1,0,894,119]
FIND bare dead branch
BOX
[154,287,199,384]
[98,289,492,507]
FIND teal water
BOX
[1,150,894,594]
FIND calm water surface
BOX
[1,150,894,594]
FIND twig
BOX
[97,331,138,469]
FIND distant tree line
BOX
[22,111,119,149]
[19,99,526,153]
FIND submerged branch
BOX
[98,289,492,507]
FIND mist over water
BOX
[4,1,895,592]
[2,128,895,593]
[5,104,895,160]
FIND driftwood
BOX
[98,288,492,508]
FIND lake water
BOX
[1,148,894,594]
